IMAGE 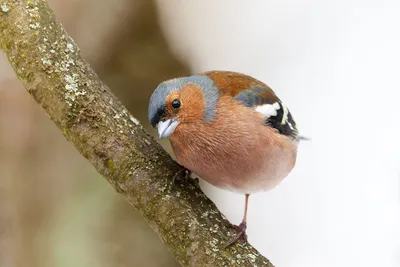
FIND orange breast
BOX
[169,96,298,194]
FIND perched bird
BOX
[148,71,304,246]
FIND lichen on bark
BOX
[0,0,274,266]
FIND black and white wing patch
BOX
[255,102,299,139]
[234,85,299,140]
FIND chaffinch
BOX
[148,71,305,246]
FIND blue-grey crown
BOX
[148,75,219,127]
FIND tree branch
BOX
[0,1,274,266]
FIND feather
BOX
[202,71,299,139]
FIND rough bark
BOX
[0,1,274,266]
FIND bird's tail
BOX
[296,135,311,142]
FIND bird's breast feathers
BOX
[169,95,298,193]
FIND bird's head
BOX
[148,75,219,139]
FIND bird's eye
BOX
[171,99,181,109]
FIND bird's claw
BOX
[224,222,248,248]
[171,166,192,190]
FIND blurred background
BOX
[0,1,399,267]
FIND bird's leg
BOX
[225,194,250,248]
[171,165,192,189]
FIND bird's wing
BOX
[202,71,299,139]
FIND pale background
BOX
[156,1,400,267]
[0,1,399,267]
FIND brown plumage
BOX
[148,71,302,246]
[170,93,297,193]
[202,71,278,102]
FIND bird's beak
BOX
[157,119,180,139]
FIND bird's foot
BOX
[171,166,192,190]
[224,221,247,248]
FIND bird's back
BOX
[201,71,299,140]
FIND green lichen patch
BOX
[25,3,40,29]
[64,73,86,106]
[106,159,116,173]
[1,3,9,13]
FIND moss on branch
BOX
[0,1,274,266]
